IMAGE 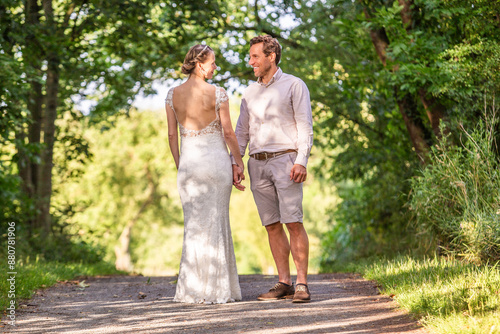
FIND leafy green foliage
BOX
[275,0,500,266]
[278,0,425,265]
[2,0,499,276]
[410,115,500,264]
[0,8,34,229]
[1,0,254,256]
[51,111,183,270]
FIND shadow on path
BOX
[1,273,428,334]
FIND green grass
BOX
[0,257,122,312]
[327,256,500,334]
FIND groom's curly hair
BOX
[250,35,281,66]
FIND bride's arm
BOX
[165,102,180,169]
[219,100,244,171]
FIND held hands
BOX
[290,164,307,183]
[232,163,305,189]
[232,164,246,191]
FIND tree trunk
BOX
[36,61,59,233]
[29,79,43,197]
[418,89,447,139]
[21,0,44,230]
[15,130,33,197]
[36,0,59,234]
[397,0,448,140]
[397,0,413,29]
[115,222,134,272]
[396,90,431,163]
[362,3,431,163]
[114,166,157,272]
[362,7,389,66]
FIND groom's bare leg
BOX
[265,222,292,285]
[286,222,309,285]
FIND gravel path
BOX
[1,273,429,334]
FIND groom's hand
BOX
[232,164,246,191]
[290,164,307,183]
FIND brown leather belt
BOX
[250,149,297,161]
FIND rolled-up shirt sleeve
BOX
[292,80,314,167]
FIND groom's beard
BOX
[256,62,273,80]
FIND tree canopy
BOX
[1,0,499,268]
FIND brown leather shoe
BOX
[292,283,311,303]
[257,282,295,300]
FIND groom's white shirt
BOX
[234,68,314,167]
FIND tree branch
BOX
[397,0,413,30]
[223,24,303,49]
[63,2,76,29]
[362,7,390,66]
[254,0,260,26]
[342,111,385,139]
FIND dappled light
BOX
[1,0,499,333]
[5,274,427,333]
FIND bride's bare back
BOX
[171,81,217,131]
[165,44,244,184]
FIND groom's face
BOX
[249,43,274,79]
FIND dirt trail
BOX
[1,273,429,334]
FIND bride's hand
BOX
[232,165,245,191]
[237,162,245,174]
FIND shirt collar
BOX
[257,68,282,87]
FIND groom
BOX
[232,35,314,303]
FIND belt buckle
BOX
[264,152,268,160]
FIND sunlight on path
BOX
[1,274,428,334]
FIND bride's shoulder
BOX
[168,84,182,96]
[172,83,192,96]
[205,82,218,92]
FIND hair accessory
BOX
[199,45,208,55]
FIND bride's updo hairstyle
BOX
[181,44,214,75]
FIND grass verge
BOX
[326,255,500,334]
[0,257,122,313]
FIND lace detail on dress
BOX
[178,120,222,137]
[165,88,174,111]
[166,87,227,138]
[216,86,229,111]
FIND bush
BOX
[320,156,422,270]
[409,113,500,264]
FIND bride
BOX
[165,44,245,304]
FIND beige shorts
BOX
[248,152,303,226]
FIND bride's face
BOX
[199,52,217,79]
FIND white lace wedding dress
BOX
[165,86,241,304]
